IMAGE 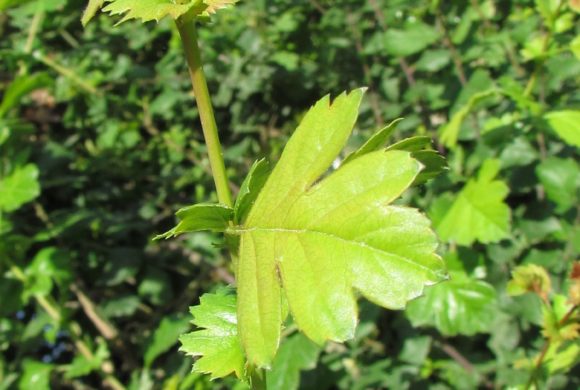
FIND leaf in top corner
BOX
[433,159,511,246]
[203,0,238,15]
[101,0,201,24]
[82,0,106,26]
[230,89,447,368]
[180,288,245,380]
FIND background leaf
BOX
[434,160,511,246]
[406,271,497,336]
[0,164,41,212]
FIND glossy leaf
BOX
[231,90,446,367]
[406,271,497,336]
[0,164,41,212]
[155,203,233,239]
[180,288,245,380]
[434,159,511,246]
[544,110,580,148]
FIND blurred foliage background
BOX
[1,0,579,389]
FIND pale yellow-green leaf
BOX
[544,110,580,148]
[102,0,199,24]
[82,0,106,26]
[231,90,446,368]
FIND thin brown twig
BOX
[435,340,494,388]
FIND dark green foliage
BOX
[0,0,578,389]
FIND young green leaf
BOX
[154,203,233,240]
[385,136,447,184]
[544,110,580,148]
[230,90,447,368]
[234,158,270,225]
[83,0,238,25]
[406,271,497,336]
[81,0,105,26]
[439,89,497,149]
[0,164,41,212]
[180,288,245,380]
[507,264,552,300]
[434,159,511,246]
[101,0,201,24]
[342,118,402,164]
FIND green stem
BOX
[249,365,267,390]
[175,16,233,207]
[175,14,264,389]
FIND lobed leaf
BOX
[82,0,238,25]
[434,159,511,246]
[406,271,497,336]
[231,90,447,367]
[179,288,245,380]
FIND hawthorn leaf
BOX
[234,158,270,225]
[544,110,580,148]
[91,0,238,24]
[230,90,447,368]
[412,150,447,184]
[204,0,238,15]
[102,0,200,24]
[386,137,447,184]
[434,159,511,246]
[155,203,233,240]
[343,118,402,164]
[406,271,497,336]
[179,288,245,380]
[81,0,105,26]
[0,164,41,212]
[267,333,320,390]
